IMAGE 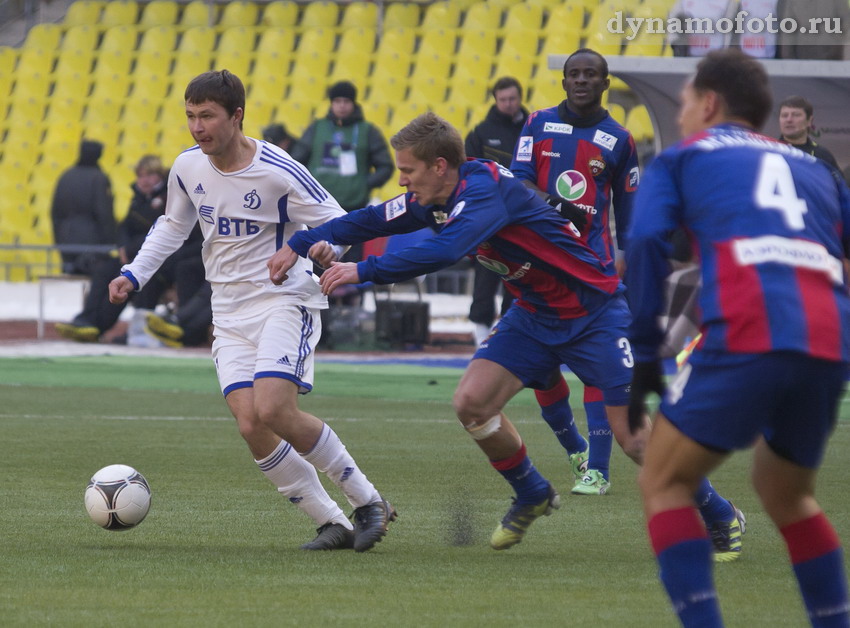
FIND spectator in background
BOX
[737,0,780,58]
[464,76,529,346]
[289,80,394,264]
[668,0,738,57]
[778,95,841,171]
[50,139,115,276]
[262,122,297,153]
[778,0,849,60]
[55,155,204,346]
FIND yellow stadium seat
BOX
[488,0,522,7]
[54,48,94,76]
[83,95,124,125]
[52,70,92,101]
[338,26,377,56]
[41,116,83,147]
[540,30,582,62]
[17,48,54,75]
[60,24,99,52]
[11,71,52,102]
[101,0,139,28]
[388,100,428,129]
[448,74,490,109]
[585,31,623,57]
[93,48,133,80]
[178,25,216,53]
[492,51,535,84]
[625,104,654,142]
[138,25,179,54]
[99,25,139,53]
[160,122,196,157]
[245,99,277,135]
[384,3,421,29]
[289,68,330,103]
[0,46,17,74]
[121,95,161,125]
[406,75,448,105]
[367,73,408,106]
[256,27,296,57]
[23,23,63,51]
[299,1,339,30]
[529,74,564,109]
[544,4,585,37]
[63,0,104,27]
[6,96,46,127]
[172,49,212,86]
[276,100,315,136]
[329,53,371,88]
[501,29,541,59]
[340,2,379,29]
[116,124,162,170]
[463,2,503,31]
[438,102,470,131]
[0,70,13,100]
[457,29,498,62]
[419,2,461,31]
[624,31,666,57]
[179,0,215,29]
[251,52,292,98]
[214,49,251,78]
[607,102,626,125]
[419,27,457,59]
[218,26,258,55]
[375,26,416,57]
[371,50,411,82]
[260,0,298,28]
[362,100,392,128]
[503,3,544,32]
[139,0,179,27]
[296,27,336,56]
[219,1,259,29]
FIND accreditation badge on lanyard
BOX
[339,125,359,176]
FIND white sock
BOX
[256,440,351,529]
[301,424,380,509]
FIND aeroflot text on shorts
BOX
[607,11,844,42]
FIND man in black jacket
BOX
[464,77,529,344]
[50,139,115,275]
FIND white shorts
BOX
[211,304,322,397]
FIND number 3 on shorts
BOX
[618,337,634,368]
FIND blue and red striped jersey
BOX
[288,159,623,320]
[627,123,850,363]
[510,104,640,274]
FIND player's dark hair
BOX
[391,112,466,168]
[492,76,523,100]
[693,49,772,130]
[563,48,609,78]
[184,69,245,128]
[779,95,814,119]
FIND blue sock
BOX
[535,376,587,455]
[649,508,723,627]
[694,478,735,526]
[583,387,612,480]
[783,513,850,628]
[491,443,550,505]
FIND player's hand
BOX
[267,245,299,285]
[308,241,337,269]
[318,261,359,295]
[628,360,665,434]
[108,275,134,305]
[546,194,588,232]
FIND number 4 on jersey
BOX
[754,152,808,231]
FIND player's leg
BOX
[254,305,394,552]
[639,414,728,627]
[751,355,849,627]
[454,357,559,550]
[534,371,589,481]
[571,385,615,495]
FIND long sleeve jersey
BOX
[121,139,347,316]
[627,123,850,363]
[289,159,622,320]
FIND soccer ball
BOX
[84,464,151,530]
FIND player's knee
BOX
[452,386,495,426]
[463,413,502,441]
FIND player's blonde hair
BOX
[390,112,466,168]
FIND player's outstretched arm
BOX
[108,275,135,305]
[319,262,360,295]
[267,245,299,285]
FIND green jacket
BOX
[290,104,394,210]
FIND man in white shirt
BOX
[109,70,395,552]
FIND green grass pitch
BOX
[0,355,848,626]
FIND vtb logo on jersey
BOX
[556,170,588,202]
[243,189,261,210]
[626,166,640,192]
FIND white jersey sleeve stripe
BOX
[259,147,328,203]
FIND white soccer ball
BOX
[84,464,151,530]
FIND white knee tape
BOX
[466,414,502,441]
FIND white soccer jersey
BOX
[122,139,347,315]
